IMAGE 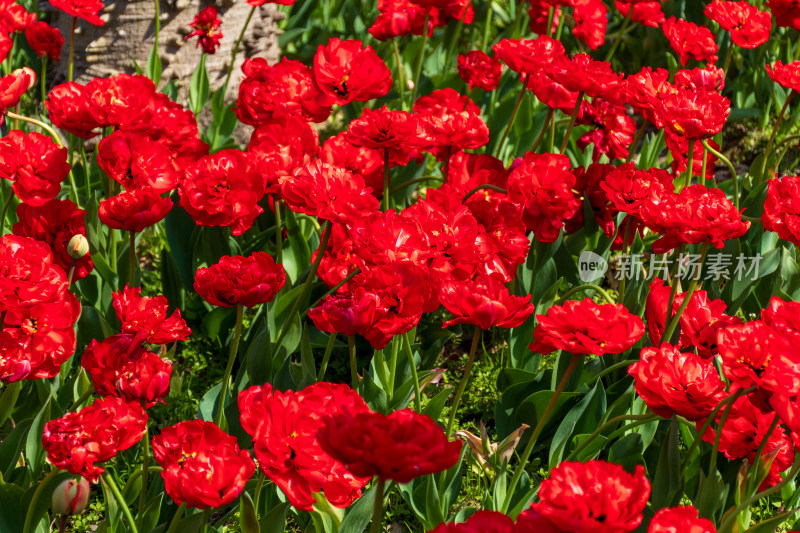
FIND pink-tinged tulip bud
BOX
[67,234,90,259]
[52,477,90,515]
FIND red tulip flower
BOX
[0,131,70,207]
[86,74,157,128]
[49,0,106,25]
[238,382,371,510]
[12,199,93,281]
[530,298,645,356]
[42,397,148,483]
[705,1,772,49]
[439,275,534,329]
[152,420,255,509]
[662,17,718,66]
[186,6,223,54]
[457,51,503,91]
[413,88,490,160]
[493,36,565,76]
[527,460,651,533]
[112,285,191,344]
[194,252,286,308]
[428,511,515,532]
[0,235,68,311]
[97,131,179,194]
[320,133,384,195]
[0,67,36,117]
[628,343,726,421]
[768,0,800,31]
[25,21,65,61]
[318,408,462,483]
[98,188,173,233]
[572,0,608,51]
[45,82,103,139]
[763,175,800,247]
[346,106,430,167]
[647,506,716,533]
[314,38,392,105]
[767,60,800,93]
[81,333,172,408]
[616,1,666,28]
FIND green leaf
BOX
[0,419,32,478]
[202,307,236,342]
[0,381,21,428]
[422,386,453,422]
[743,509,798,533]
[198,383,222,422]
[549,383,606,467]
[189,54,210,116]
[260,502,290,533]
[651,417,681,509]
[146,43,162,86]
[339,484,378,533]
[239,492,259,533]
[25,393,52,479]
[139,494,164,533]
[20,472,74,533]
[0,481,24,533]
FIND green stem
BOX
[501,354,582,513]
[703,140,739,210]
[68,385,94,412]
[462,184,507,202]
[5,111,65,146]
[446,327,481,436]
[392,38,406,110]
[559,91,585,154]
[747,413,780,494]
[660,243,709,344]
[625,120,649,163]
[758,90,795,184]
[494,76,529,157]
[40,57,47,103]
[679,387,755,473]
[410,11,430,106]
[718,455,800,533]
[214,303,244,428]
[199,507,211,533]
[530,108,555,153]
[684,139,694,188]
[308,268,361,311]
[388,176,442,194]
[103,472,140,533]
[699,143,708,187]
[585,359,639,386]
[129,231,136,287]
[604,8,633,63]
[556,284,616,305]
[565,413,658,462]
[317,332,338,381]
[388,335,399,391]
[481,4,492,50]
[348,335,359,389]
[67,17,76,82]
[708,389,737,476]
[275,221,332,348]
[137,427,150,531]
[252,473,266,514]
[368,478,386,533]
[403,331,422,412]
[164,503,187,533]
[0,185,13,236]
[382,149,391,212]
[122,467,163,500]
[22,469,59,533]
[274,197,283,265]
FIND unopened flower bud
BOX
[52,477,90,515]
[67,234,90,259]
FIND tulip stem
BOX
[699,143,708,186]
[604,8,633,63]
[494,76,529,157]
[560,91,584,154]
[40,57,47,103]
[392,38,406,110]
[659,243,709,344]
[702,140,739,210]
[556,284,616,305]
[758,90,795,184]
[5,111,65,146]
[462,184,507,202]
[501,354,582,513]
[368,479,386,533]
[684,140,694,188]
[211,4,256,148]
[530,108,555,153]
[0,184,13,236]
[275,221,331,348]
[103,472,140,533]
[274,197,283,265]
[446,327,481,436]
[679,386,755,474]
[382,149,391,211]
[625,120,649,163]
[308,267,360,311]
[388,176,442,194]
[22,469,59,533]
[410,11,429,106]
[68,17,76,82]
[565,413,658,462]
[252,473,266,514]
[348,335,359,389]
[137,426,150,531]
[318,332,338,381]
[214,303,244,429]
[403,331,423,412]
[708,390,737,479]
[199,507,211,533]
[129,231,137,288]
[164,503,187,533]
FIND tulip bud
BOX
[52,477,90,515]
[67,234,90,259]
